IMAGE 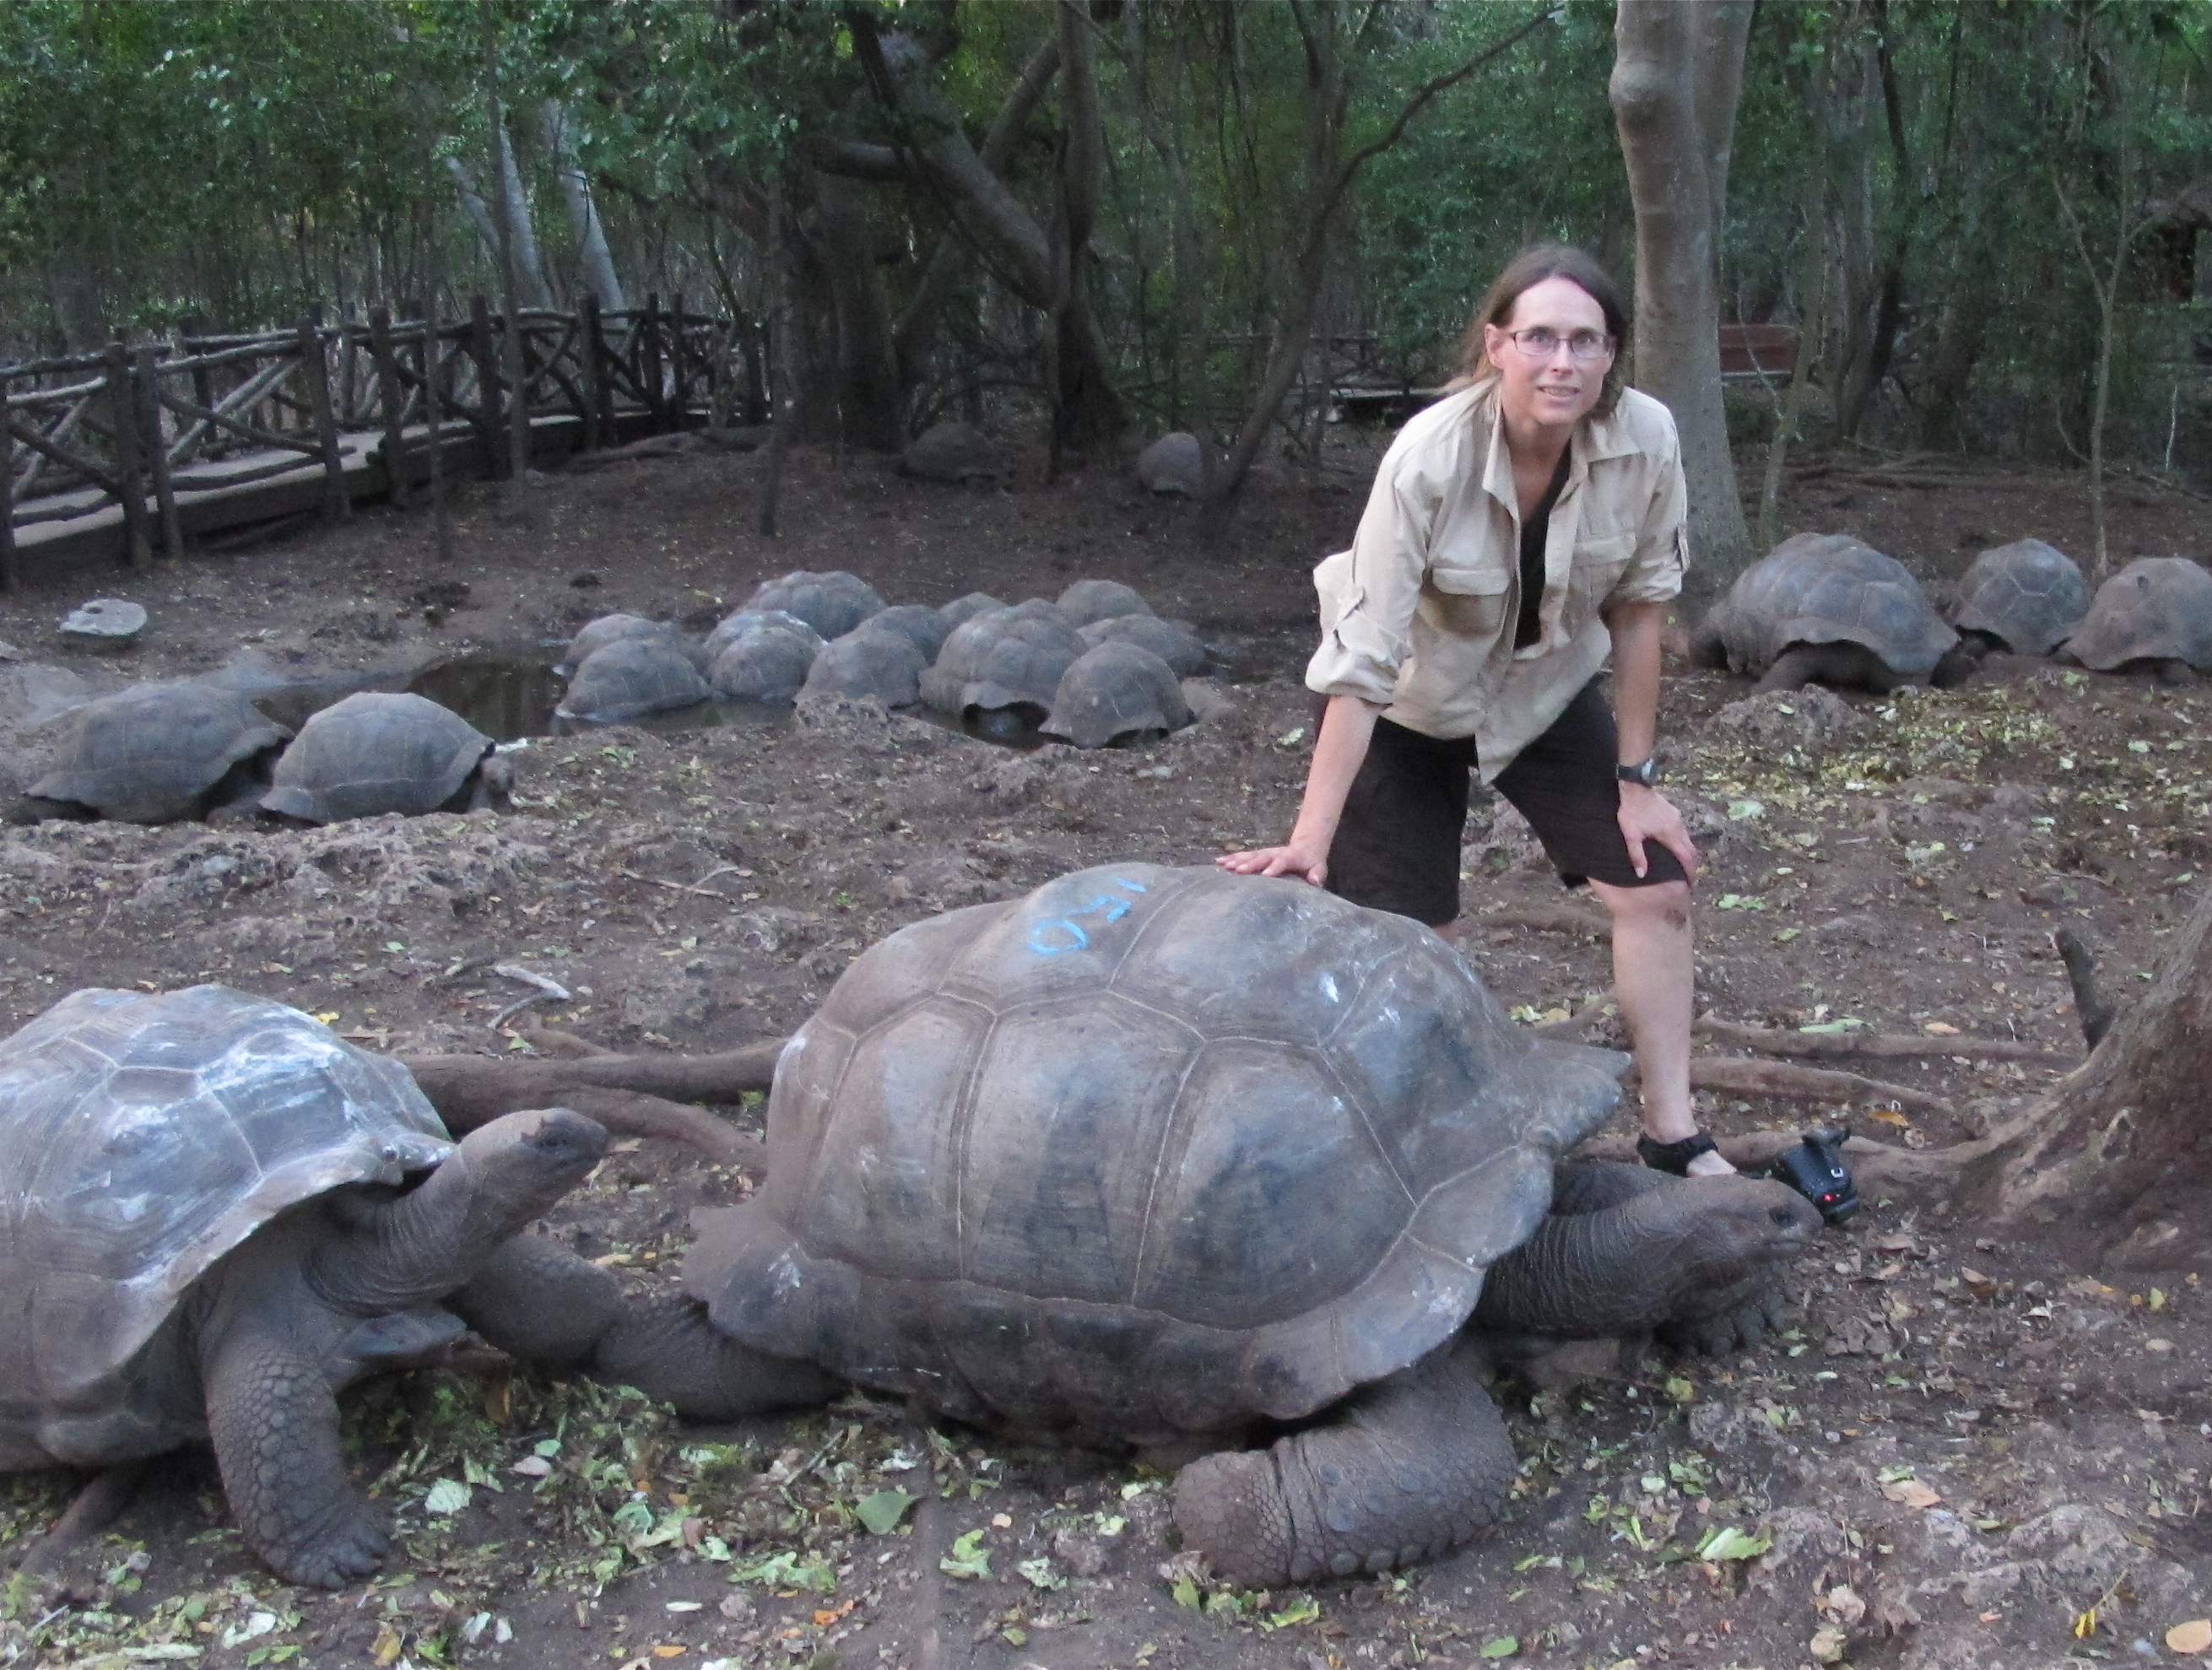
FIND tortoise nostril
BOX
[1771,1206,1799,1227]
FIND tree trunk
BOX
[1968,881,2212,1271]
[809,170,906,453]
[540,100,625,313]
[491,116,554,311]
[1610,0,1757,595]
[1049,0,1110,463]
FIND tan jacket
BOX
[1306,382,1687,781]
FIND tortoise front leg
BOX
[452,1235,838,1419]
[1171,1338,1514,1588]
[203,1322,387,1588]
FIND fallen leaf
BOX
[2168,1619,2212,1655]
[1868,1106,1912,1128]
[1479,1637,1519,1660]
[1922,1020,1961,1035]
[371,1624,404,1667]
[1810,1624,1848,1664]
[1881,1478,1943,1509]
[652,1648,686,1660]
[423,1478,472,1516]
[855,1489,916,1535]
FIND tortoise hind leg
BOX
[1171,1338,1512,1589]
[452,1235,837,1419]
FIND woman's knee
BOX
[1593,878,1691,931]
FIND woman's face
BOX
[1481,275,1614,435]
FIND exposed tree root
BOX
[1685,1056,1956,1121]
[1473,905,1610,940]
[1694,1015,2077,1069]
[1579,1127,1990,1200]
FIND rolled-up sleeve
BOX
[1306,462,1433,705]
[1610,413,1689,608]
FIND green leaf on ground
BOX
[856,1489,917,1535]
[939,1530,991,1580]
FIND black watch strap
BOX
[1616,757,1660,786]
[1636,1131,1717,1175]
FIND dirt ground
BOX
[1,432,2208,1670]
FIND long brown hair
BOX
[1447,243,1630,418]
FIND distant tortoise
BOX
[918,603,1087,736]
[1947,539,2092,659]
[900,421,1009,486]
[1043,641,1192,748]
[707,613,825,702]
[939,592,1007,630]
[744,570,884,640]
[556,639,714,722]
[21,680,290,824]
[521,866,1818,1589]
[0,985,613,1587]
[262,692,508,824]
[2063,556,2212,684]
[799,624,928,707]
[1057,578,1154,627]
[1693,532,1977,693]
[560,613,688,675]
[863,603,953,663]
[1136,432,1204,497]
[1079,612,1209,676]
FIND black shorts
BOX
[1322,678,1689,926]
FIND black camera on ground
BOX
[1770,1126,1858,1227]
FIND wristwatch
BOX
[1615,757,1661,787]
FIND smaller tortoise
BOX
[557,639,714,722]
[744,570,884,640]
[1043,641,1192,748]
[919,603,1088,735]
[863,603,953,662]
[1694,532,1976,693]
[939,591,1007,630]
[24,680,290,824]
[1947,539,2091,659]
[560,613,685,674]
[0,986,614,1588]
[799,624,928,707]
[900,421,1009,486]
[2063,556,2212,684]
[262,692,507,824]
[1136,432,1204,496]
[1079,612,1209,676]
[708,613,825,702]
[1057,578,1154,627]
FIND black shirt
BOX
[1514,446,1574,650]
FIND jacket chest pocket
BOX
[1568,534,1632,619]
[1424,562,1512,638]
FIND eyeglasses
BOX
[1497,327,1614,362]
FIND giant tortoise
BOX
[2064,556,2212,684]
[744,570,884,640]
[24,680,291,823]
[556,638,714,722]
[919,601,1088,735]
[1043,641,1191,748]
[0,986,614,1587]
[262,691,506,823]
[1694,532,1977,693]
[464,866,1818,1588]
[1947,538,2091,659]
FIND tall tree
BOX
[1610,0,1755,591]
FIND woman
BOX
[1220,243,1728,1177]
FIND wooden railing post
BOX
[669,289,688,428]
[295,319,350,523]
[0,376,17,593]
[134,343,183,559]
[470,295,505,478]
[642,292,667,434]
[579,293,604,453]
[369,305,409,508]
[104,340,151,568]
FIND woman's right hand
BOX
[1215,835,1331,887]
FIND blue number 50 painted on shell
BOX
[1027,873,1149,955]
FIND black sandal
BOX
[1636,1131,1718,1175]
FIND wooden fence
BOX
[0,294,748,589]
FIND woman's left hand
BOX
[1616,782,1700,883]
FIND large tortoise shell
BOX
[30,681,289,823]
[686,865,1623,1443]
[262,692,491,823]
[1948,539,2091,657]
[0,986,447,1415]
[2066,556,2212,672]
[1705,532,1958,678]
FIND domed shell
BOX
[1043,642,1191,748]
[709,616,823,701]
[561,613,679,674]
[1136,432,1203,497]
[1057,579,1153,627]
[2065,556,2212,672]
[703,608,823,665]
[919,605,1086,719]
[1949,540,2092,657]
[1079,613,1209,676]
[0,985,449,1420]
[684,864,1623,1442]
[799,625,928,706]
[262,692,492,824]
[939,592,1006,630]
[556,639,713,722]
[1699,532,1958,680]
[864,604,952,663]
[744,571,884,640]
[29,681,290,823]
[901,421,1008,485]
